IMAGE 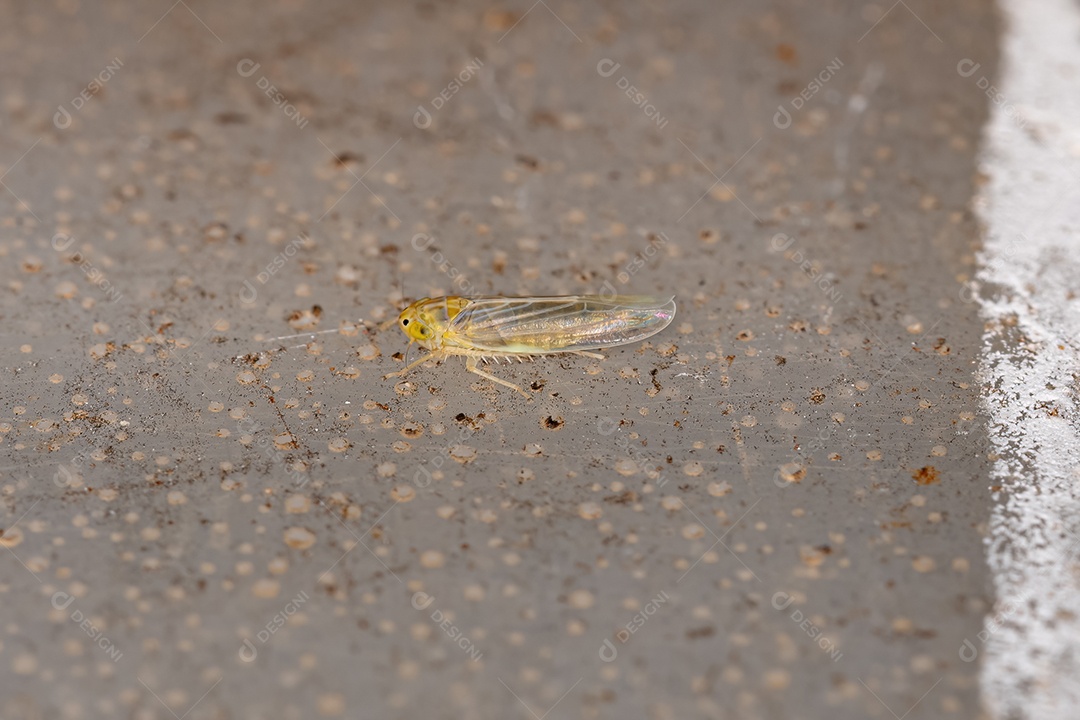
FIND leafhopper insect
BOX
[384,295,676,397]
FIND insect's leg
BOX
[384,350,442,379]
[575,350,605,360]
[466,355,531,399]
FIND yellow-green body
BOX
[385,295,676,397]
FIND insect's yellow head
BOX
[397,301,438,347]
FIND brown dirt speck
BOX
[912,466,941,485]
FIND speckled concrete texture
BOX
[0,1,1001,719]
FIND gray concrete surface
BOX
[0,1,1001,718]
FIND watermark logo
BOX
[959,589,1029,662]
[411,591,435,610]
[598,232,670,299]
[54,58,124,129]
[772,591,842,661]
[774,58,844,129]
[238,233,314,304]
[598,590,670,662]
[597,59,669,130]
[238,590,309,662]
[51,591,123,662]
[237,59,310,129]
[957,59,1025,129]
[769,233,842,307]
[414,58,484,129]
[410,233,475,297]
[52,233,123,304]
[411,591,483,661]
[54,463,78,489]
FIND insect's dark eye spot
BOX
[402,319,409,326]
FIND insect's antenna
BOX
[388,253,404,307]
[400,264,411,309]
[263,327,348,343]
[378,257,406,333]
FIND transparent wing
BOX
[446,295,676,354]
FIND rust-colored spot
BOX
[399,422,423,438]
[215,112,248,125]
[332,151,363,168]
[543,416,564,430]
[604,490,637,505]
[775,43,797,64]
[530,110,559,127]
[515,154,539,170]
[483,9,519,31]
[912,466,940,485]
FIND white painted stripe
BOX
[975,0,1080,716]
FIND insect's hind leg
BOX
[384,350,443,379]
[466,355,531,399]
[574,350,604,360]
